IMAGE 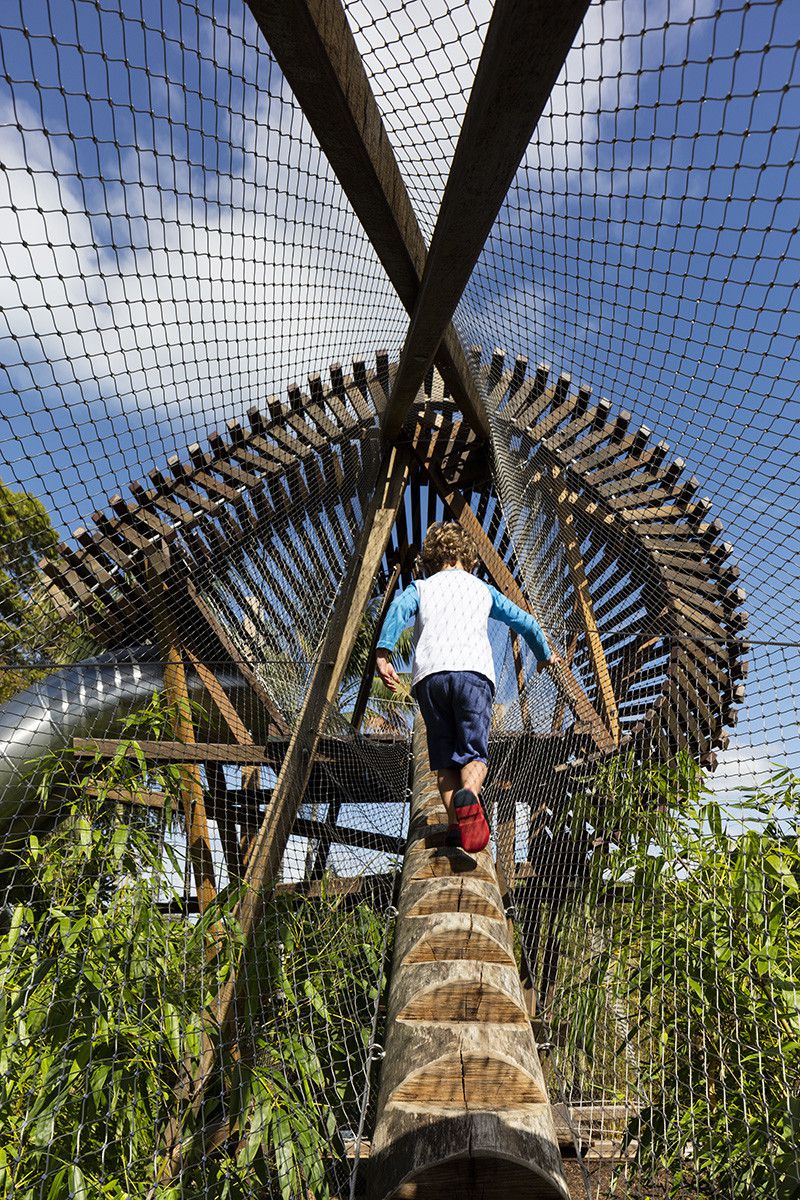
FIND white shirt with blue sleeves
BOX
[377,568,551,689]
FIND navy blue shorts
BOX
[414,671,494,771]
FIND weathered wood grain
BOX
[369,719,568,1200]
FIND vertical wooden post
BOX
[146,554,217,914]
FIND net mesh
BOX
[0,0,798,1197]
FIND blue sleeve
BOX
[376,582,419,652]
[486,583,552,662]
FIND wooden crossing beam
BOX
[369,718,568,1200]
[248,0,489,437]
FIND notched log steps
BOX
[369,720,568,1200]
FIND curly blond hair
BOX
[419,522,478,575]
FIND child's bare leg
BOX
[461,758,487,796]
[436,768,461,823]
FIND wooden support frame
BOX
[155,443,414,1183]
[385,0,591,437]
[182,581,289,737]
[183,646,262,850]
[416,455,616,753]
[248,0,488,437]
[546,474,621,746]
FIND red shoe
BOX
[454,788,490,853]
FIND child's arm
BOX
[486,584,554,668]
[375,582,420,692]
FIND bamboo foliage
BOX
[549,758,800,1199]
[0,697,391,1200]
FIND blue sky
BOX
[0,0,798,795]
[0,0,406,533]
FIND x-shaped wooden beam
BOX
[248,0,591,441]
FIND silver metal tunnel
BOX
[0,650,249,858]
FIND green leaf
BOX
[68,1164,88,1200]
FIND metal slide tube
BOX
[0,650,247,854]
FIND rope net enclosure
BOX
[0,1,797,1198]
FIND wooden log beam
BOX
[154,444,413,1183]
[369,718,568,1200]
[546,474,621,747]
[384,0,591,438]
[417,455,616,753]
[351,560,403,732]
[145,557,217,914]
[247,0,488,437]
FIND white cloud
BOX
[0,88,406,433]
[709,739,800,795]
[346,0,493,238]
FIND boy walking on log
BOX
[376,522,553,853]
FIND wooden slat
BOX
[501,363,551,425]
[95,508,152,553]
